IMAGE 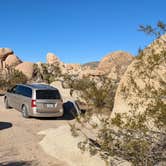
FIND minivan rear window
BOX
[36,90,61,99]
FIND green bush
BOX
[68,77,117,116]
[33,63,61,83]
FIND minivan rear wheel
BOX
[22,105,30,118]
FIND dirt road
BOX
[0,95,74,166]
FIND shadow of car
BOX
[0,160,36,166]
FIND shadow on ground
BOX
[0,122,12,130]
[0,160,37,166]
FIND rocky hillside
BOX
[82,61,99,69]
[112,35,166,122]
[0,48,135,90]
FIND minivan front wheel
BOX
[22,105,30,118]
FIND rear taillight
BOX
[31,100,36,108]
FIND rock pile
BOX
[0,48,21,69]
[0,49,135,84]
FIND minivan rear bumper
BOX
[31,108,64,117]
[32,111,64,117]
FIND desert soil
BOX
[0,95,73,166]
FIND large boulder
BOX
[0,48,13,60]
[46,52,61,65]
[5,54,21,67]
[112,35,166,117]
[97,51,134,80]
[15,62,34,79]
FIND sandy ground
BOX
[0,95,74,166]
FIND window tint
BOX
[16,86,32,98]
[36,90,61,99]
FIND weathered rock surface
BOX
[46,52,61,65]
[0,48,13,60]
[82,61,99,69]
[98,51,134,80]
[65,64,81,70]
[38,125,106,166]
[15,62,34,79]
[62,64,82,75]
[79,69,105,78]
[112,35,166,117]
[5,54,21,67]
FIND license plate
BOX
[47,104,54,108]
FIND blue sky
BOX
[0,0,166,64]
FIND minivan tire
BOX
[4,98,10,109]
[22,105,30,118]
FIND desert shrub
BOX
[0,69,27,90]
[94,115,165,165]
[33,63,61,83]
[68,77,117,116]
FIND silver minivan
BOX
[4,84,64,118]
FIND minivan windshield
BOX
[36,90,61,99]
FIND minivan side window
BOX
[16,86,32,98]
[15,86,22,95]
[23,87,32,98]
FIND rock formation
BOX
[79,69,105,78]
[0,48,13,60]
[0,48,134,86]
[112,35,166,117]
[46,52,61,65]
[63,64,82,75]
[15,62,34,79]
[0,48,21,69]
[82,61,99,69]
[5,54,21,67]
[97,51,134,80]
